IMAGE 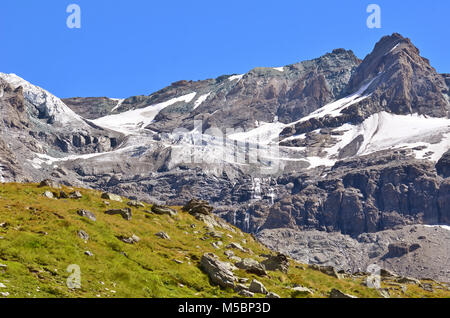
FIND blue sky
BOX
[0,0,448,98]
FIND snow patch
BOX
[93,92,197,135]
[289,77,377,126]
[273,67,285,72]
[228,74,244,82]
[193,93,211,110]
[424,225,450,231]
[111,98,125,112]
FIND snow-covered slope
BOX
[0,73,88,128]
[93,92,197,135]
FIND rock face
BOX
[200,253,236,289]
[436,149,450,178]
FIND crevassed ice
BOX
[0,73,87,127]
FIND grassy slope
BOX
[0,183,448,298]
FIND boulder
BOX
[127,200,145,208]
[84,251,94,257]
[77,230,89,241]
[77,209,96,222]
[235,258,267,276]
[292,286,314,296]
[249,279,267,295]
[43,191,54,199]
[238,290,254,297]
[200,253,236,289]
[309,264,342,279]
[150,205,178,217]
[39,179,61,189]
[261,253,290,273]
[387,242,410,258]
[105,208,132,221]
[226,242,246,253]
[117,234,140,244]
[266,292,281,299]
[59,191,69,199]
[101,192,123,202]
[183,199,213,216]
[155,232,170,240]
[329,288,357,298]
[69,191,83,199]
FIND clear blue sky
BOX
[0,0,448,98]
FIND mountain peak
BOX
[345,33,449,118]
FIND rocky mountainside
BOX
[0,33,449,283]
[1,182,448,298]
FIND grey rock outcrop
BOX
[105,208,132,221]
[200,253,236,289]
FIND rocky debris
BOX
[150,205,178,217]
[105,208,132,221]
[183,199,213,216]
[266,292,281,299]
[43,191,54,199]
[200,253,236,289]
[235,258,267,276]
[292,286,314,296]
[69,191,83,199]
[84,251,94,257]
[249,279,267,295]
[257,225,450,283]
[77,230,89,241]
[329,288,357,298]
[127,200,145,208]
[155,232,170,240]
[117,234,140,244]
[38,179,61,189]
[77,209,96,222]
[387,242,421,258]
[101,192,123,202]
[261,253,290,273]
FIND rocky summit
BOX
[0,33,449,293]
